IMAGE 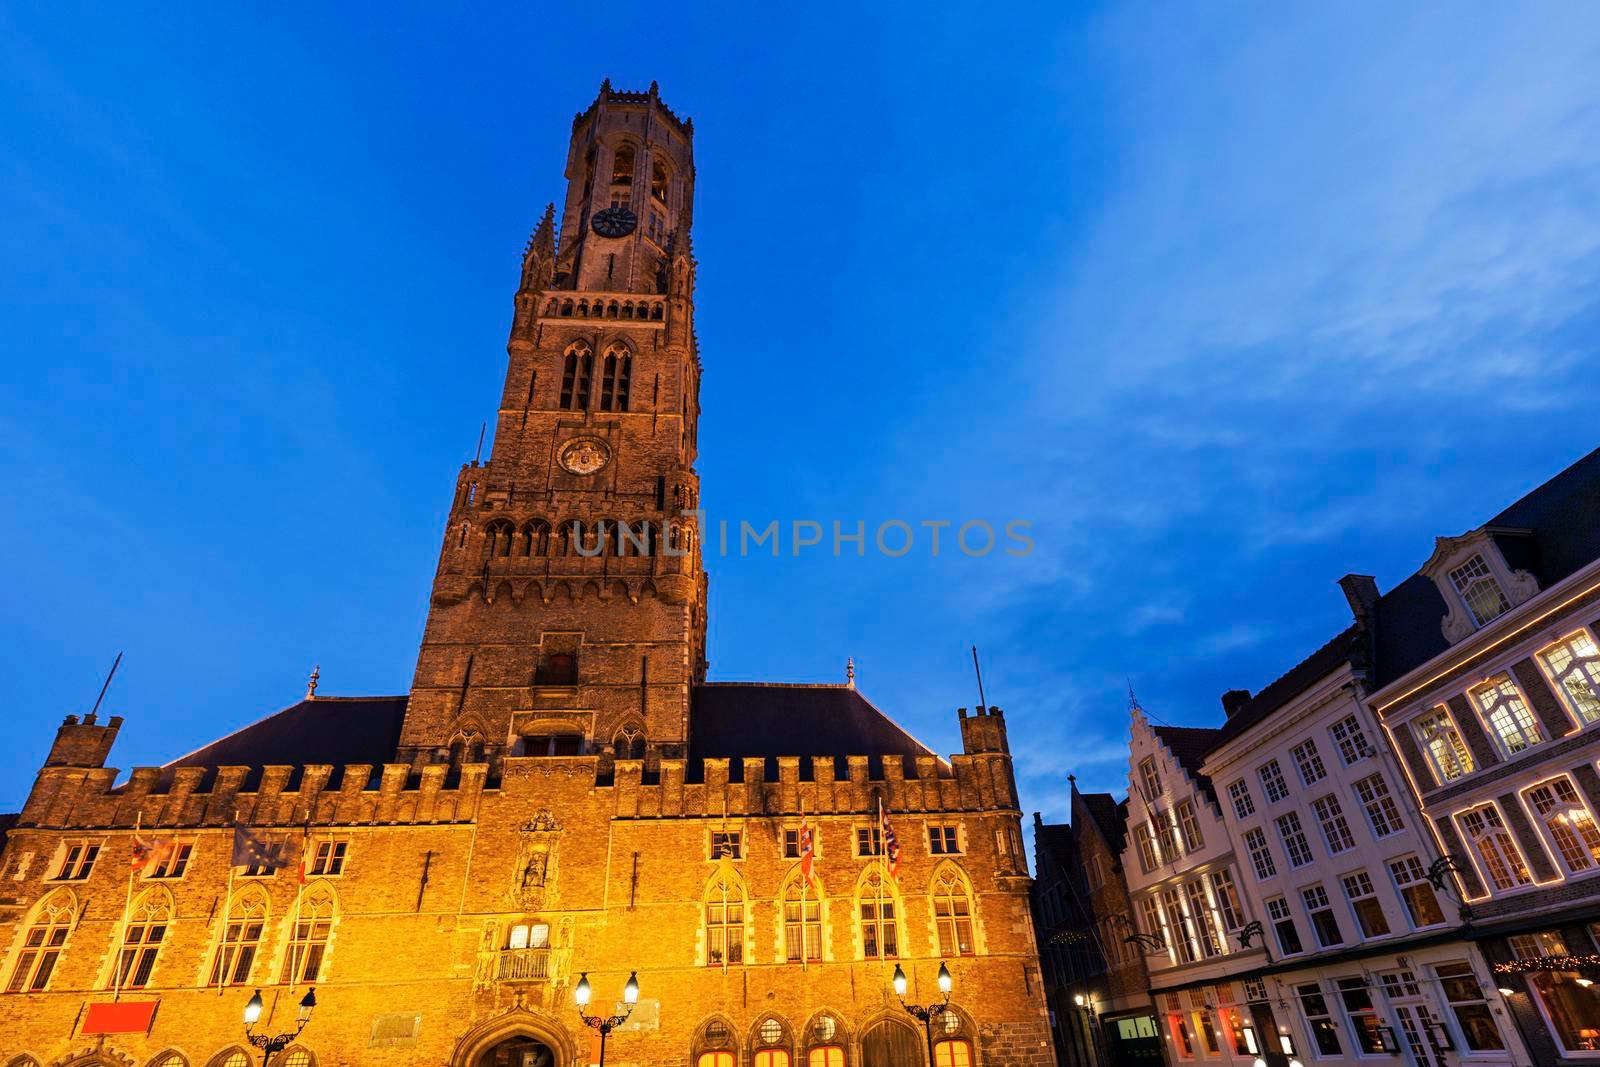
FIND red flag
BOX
[298,825,310,885]
[129,833,174,872]
[879,802,900,880]
[798,815,814,882]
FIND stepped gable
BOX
[1150,724,1221,807]
[689,682,936,770]
[159,695,408,789]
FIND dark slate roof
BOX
[1152,724,1222,806]
[689,683,936,763]
[1372,446,1600,687]
[159,696,409,788]
[1078,791,1127,855]
[1211,625,1363,748]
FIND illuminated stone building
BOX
[0,83,1053,1067]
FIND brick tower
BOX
[400,80,706,768]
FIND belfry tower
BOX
[400,81,706,768]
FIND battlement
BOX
[44,711,123,768]
[957,704,1011,755]
[573,79,692,134]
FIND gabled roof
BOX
[1211,624,1363,747]
[1078,790,1127,855]
[159,696,409,788]
[689,683,936,762]
[1152,724,1221,806]
[1372,446,1600,687]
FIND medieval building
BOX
[0,83,1054,1067]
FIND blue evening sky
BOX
[3,5,1598,826]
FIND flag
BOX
[879,801,900,880]
[128,833,174,872]
[798,815,814,882]
[231,824,292,870]
[297,824,311,885]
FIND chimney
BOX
[1220,689,1253,718]
[1339,574,1380,625]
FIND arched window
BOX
[1539,629,1600,724]
[613,725,646,761]
[783,876,821,962]
[931,868,975,956]
[753,1016,791,1067]
[483,519,514,558]
[1525,776,1600,874]
[5,1055,41,1067]
[651,159,669,204]
[280,885,335,983]
[560,342,593,410]
[525,520,551,557]
[448,731,485,770]
[705,874,745,966]
[696,1018,737,1067]
[210,887,267,986]
[808,1051,845,1067]
[1459,804,1533,892]
[858,867,899,959]
[599,345,632,411]
[207,1052,251,1067]
[6,891,75,992]
[112,889,171,989]
[611,143,635,187]
[275,1050,314,1067]
[147,1053,189,1067]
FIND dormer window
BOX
[1448,555,1511,626]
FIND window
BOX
[1328,714,1371,764]
[931,871,975,956]
[1154,809,1180,862]
[309,841,347,877]
[783,829,802,859]
[807,1050,844,1067]
[783,879,821,962]
[698,1056,736,1067]
[1243,828,1277,881]
[1337,978,1386,1054]
[1471,674,1546,756]
[1185,880,1221,957]
[1341,872,1390,937]
[1084,854,1105,892]
[1176,800,1204,852]
[1209,869,1244,930]
[147,841,193,879]
[1227,779,1255,820]
[705,874,745,965]
[611,143,635,185]
[209,891,266,986]
[1290,740,1327,785]
[1267,897,1302,955]
[1275,812,1314,868]
[855,826,883,857]
[51,841,100,881]
[559,342,593,410]
[1169,1013,1195,1059]
[1162,887,1196,963]
[1134,823,1159,873]
[754,1054,790,1067]
[858,870,898,958]
[515,732,583,756]
[1435,961,1505,1052]
[1528,967,1600,1053]
[1352,773,1404,838]
[1449,554,1510,626]
[1388,856,1445,927]
[1459,804,1533,891]
[1525,776,1600,873]
[1311,795,1356,853]
[1258,760,1289,804]
[1301,885,1342,947]
[613,726,645,761]
[599,344,632,412]
[1138,756,1162,801]
[1297,984,1343,1056]
[6,894,74,992]
[710,832,742,860]
[1196,1011,1222,1055]
[280,887,334,983]
[927,825,960,855]
[111,892,169,989]
[932,1040,972,1067]
[1138,896,1167,951]
[1413,706,1475,784]
[1540,630,1600,724]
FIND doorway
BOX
[476,1035,557,1067]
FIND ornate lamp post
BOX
[893,962,953,1067]
[574,970,639,1067]
[242,988,315,1067]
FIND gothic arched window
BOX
[857,867,899,959]
[485,519,514,558]
[210,886,267,986]
[112,889,172,989]
[753,1016,792,1067]
[931,868,975,956]
[695,1017,737,1067]
[525,520,551,557]
[6,890,75,992]
[281,885,336,983]
[560,342,593,410]
[611,143,635,187]
[705,874,745,966]
[599,344,632,411]
[613,725,645,761]
[783,876,821,963]
[651,159,669,204]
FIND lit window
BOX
[1243,828,1276,881]
[1138,896,1167,951]
[1138,756,1162,801]
[783,878,821,963]
[807,1049,844,1067]
[6,893,74,992]
[111,892,170,989]
[1162,887,1196,963]
[1184,880,1221,957]
[1521,941,1600,1053]
[933,1040,972,1067]
[209,890,266,986]
[698,1055,736,1067]
[1353,773,1405,837]
[1291,740,1327,785]
[1267,897,1301,955]
[280,886,335,983]
[1388,856,1445,927]
[1208,869,1244,931]
[611,143,635,186]
[1301,885,1342,947]
[1154,809,1181,862]
[705,875,744,966]
[1297,984,1343,1056]
[1134,823,1159,873]
[1328,714,1371,764]
[51,841,100,881]
[1340,872,1390,938]
[927,825,960,855]
[1336,978,1386,1054]
[1275,812,1314,868]
[754,1053,790,1067]
[1471,675,1546,756]
[1311,795,1356,853]
[1227,779,1255,820]
[309,841,347,877]
[1413,707,1475,784]
[1435,961,1506,1052]
[1540,630,1600,725]
[1524,776,1600,874]
[858,869,898,959]
[931,871,975,956]
[1176,800,1204,852]
[1448,554,1510,626]
[1257,760,1289,804]
[1458,804,1533,891]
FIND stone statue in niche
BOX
[507,810,562,909]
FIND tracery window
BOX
[931,869,974,956]
[1540,630,1600,724]
[485,519,514,558]
[560,342,593,410]
[599,344,632,411]
[521,520,551,557]
[280,885,335,983]
[1413,706,1475,783]
[1524,776,1600,873]
[6,891,74,992]
[210,888,267,985]
[111,890,171,989]
[1458,804,1533,891]
[783,877,821,962]
[612,725,645,761]
[1448,554,1510,626]
[1471,674,1545,756]
[858,868,899,959]
[705,874,744,966]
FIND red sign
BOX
[82,1000,158,1035]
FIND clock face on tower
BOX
[591,206,637,239]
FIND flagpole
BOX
[113,813,140,1001]
[291,824,308,989]
[219,810,238,995]
[799,798,808,974]
[876,796,886,963]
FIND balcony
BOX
[496,947,552,982]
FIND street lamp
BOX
[242,988,316,1067]
[893,962,953,1067]
[574,970,639,1067]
